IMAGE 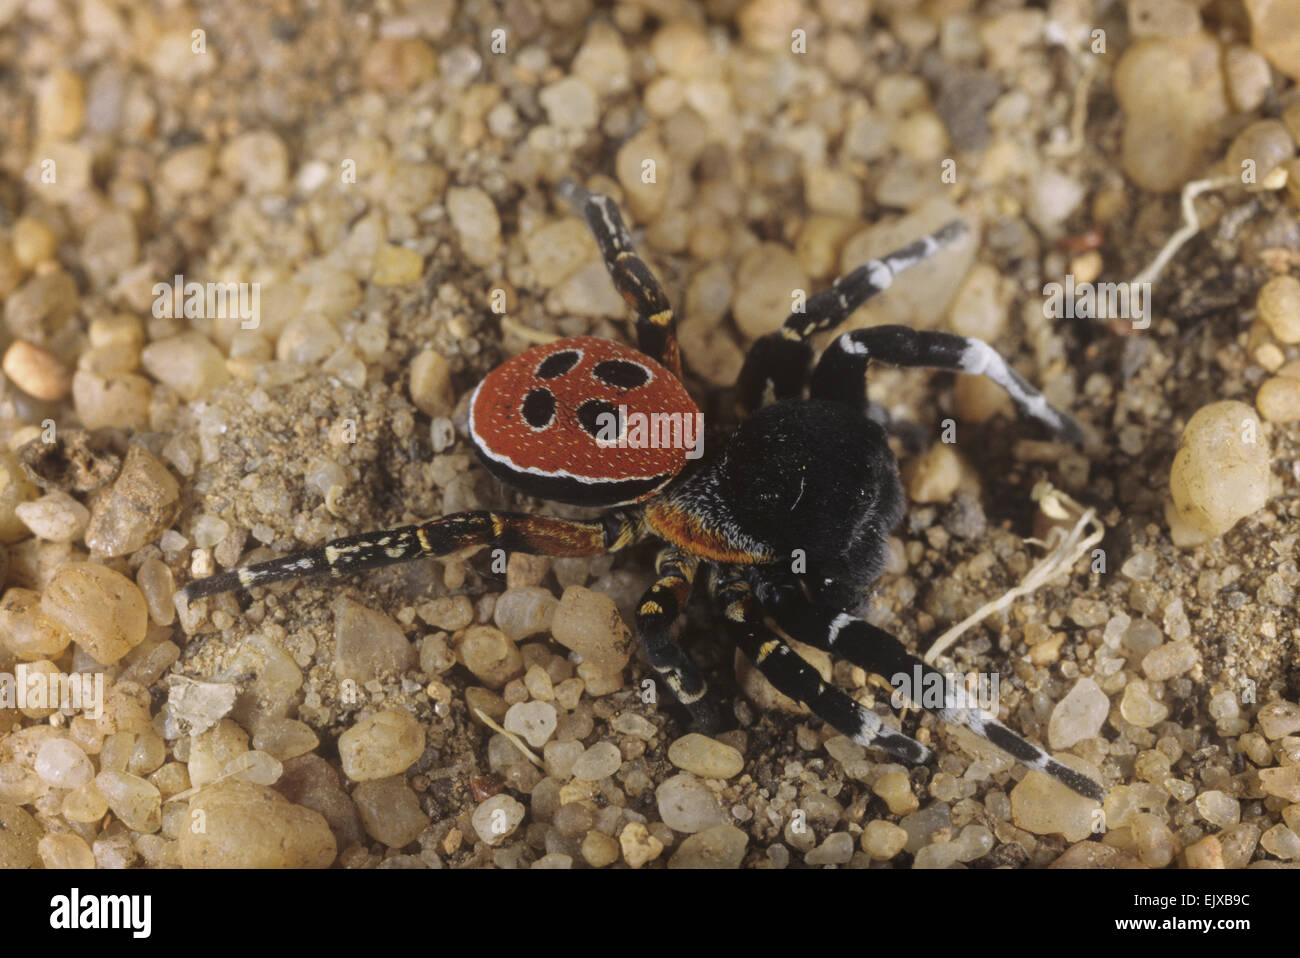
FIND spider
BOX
[181,180,1105,803]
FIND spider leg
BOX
[735,219,968,415]
[754,576,1105,802]
[180,509,642,602]
[558,179,682,379]
[812,325,1084,442]
[712,567,931,764]
[634,547,720,731]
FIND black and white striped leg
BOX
[735,220,968,415]
[181,509,642,602]
[557,179,682,379]
[811,325,1084,441]
[633,548,719,731]
[757,580,1104,801]
[712,567,930,764]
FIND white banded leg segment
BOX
[810,325,1084,442]
[736,220,968,413]
[959,339,1083,442]
[713,569,931,764]
[942,705,1105,802]
[761,590,1106,802]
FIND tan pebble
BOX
[667,733,744,779]
[361,37,437,93]
[873,770,920,815]
[619,821,664,868]
[11,218,57,268]
[454,625,523,689]
[1258,275,1300,343]
[338,708,425,781]
[408,349,455,418]
[37,68,85,140]
[371,244,424,285]
[668,823,748,868]
[862,819,909,859]
[2,340,70,401]
[581,829,620,867]
[1167,401,1269,543]
[1184,834,1224,869]
[1010,770,1099,842]
[40,563,147,665]
[180,780,335,868]
[905,443,963,504]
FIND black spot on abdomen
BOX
[577,398,619,437]
[535,350,581,379]
[521,388,557,428]
[593,359,650,390]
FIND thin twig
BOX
[924,482,1103,664]
[474,707,545,768]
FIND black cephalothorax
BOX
[182,181,1104,803]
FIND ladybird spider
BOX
[182,180,1104,803]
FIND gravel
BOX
[0,0,1297,871]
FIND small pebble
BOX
[1010,770,1099,842]
[409,349,455,417]
[181,781,335,868]
[472,794,525,846]
[619,821,664,868]
[582,830,620,867]
[906,443,963,504]
[913,840,963,869]
[504,701,558,749]
[493,587,559,641]
[140,332,229,402]
[3,340,71,401]
[1258,701,1300,739]
[1141,642,1199,681]
[1260,823,1300,860]
[82,445,180,557]
[1047,677,1109,749]
[337,709,425,781]
[862,819,909,860]
[1120,680,1171,728]
[1258,275,1300,343]
[353,776,430,848]
[668,824,748,868]
[455,625,523,689]
[1195,790,1241,827]
[38,833,96,870]
[40,563,147,665]
[571,741,621,781]
[445,186,501,268]
[333,596,415,683]
[667,733,744,779]
[1256,376,1300,422]
[550,586,632,673]
[656,773,727,833]
[1259,766,1300,802]
[1167,401,1269,544]
[804,831,854,866]
[94,769,161,833]
[30,742,89,798]
[872,771,919,815]
[610,712,657,740]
